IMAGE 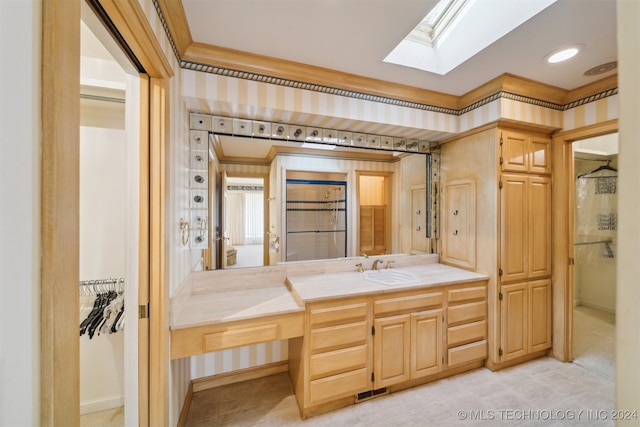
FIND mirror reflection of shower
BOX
[325,186,344,248]
[286,179,347,262]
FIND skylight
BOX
[406,0,468,47]
[385,0,557,76]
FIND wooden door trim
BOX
[551,119,618,362]
[41,0,82,425]
[42,0,171,425]
[138,74,151,427]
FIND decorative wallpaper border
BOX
[152,0,617,118]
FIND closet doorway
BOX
[571,133,618,381]
[79,9,143,425]
[357,172,391,256]
[221,175,267,269]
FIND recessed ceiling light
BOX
[545,45,584,63]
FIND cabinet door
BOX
[500,175,529,283]
[528,176,552,279]
[501,131,551,174]
[528,135,551,175]
[373,314,410,389]
[529,279,552,352]
[441,179,476,269]
[360,205,386,256]
[411,309,443,378]
[500,283,528,362]
[501,131,528,173]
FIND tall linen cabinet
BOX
[439,126,552,370]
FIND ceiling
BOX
[181,0,618,96]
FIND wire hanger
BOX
[577,160,617,178]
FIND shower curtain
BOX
[575,165,617,312]
[575,168,617,261]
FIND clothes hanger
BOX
[577,160,617,178]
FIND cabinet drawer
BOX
[309,367,369,404]
[310,345,367,379]
[374,292,443,316]
[447,301,486,325]
[310,321,367,352]
[448,320,487,347]
[203,324,278,352]
[448,340,487,367]
[447,285,486,304]
[309,302,368,327]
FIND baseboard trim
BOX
[177,381,193,427]
[577,301,616,314]
[80,396,124,415]
[192,360,289,393]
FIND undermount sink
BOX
[363,269,420,286]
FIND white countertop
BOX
[170,255,489,331]
[287,263,489,303]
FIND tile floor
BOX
[184,307,616,427]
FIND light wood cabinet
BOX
[446,284,487,368]
[500,279,552,362]
[499,132,552,363]
[411,309,443,378]
[290,280,487,419]
[373,290,444,388]
[441,179,476,269]
[373,314,411,388]
[439,126,553,371]
[306,300,370,405]
[500,130,551,175]
[500,174,551,283]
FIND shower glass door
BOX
[286,179,347,261]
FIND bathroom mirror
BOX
[189,116,436,271]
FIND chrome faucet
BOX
[372,259,384,270]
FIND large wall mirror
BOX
[188,114,439,271]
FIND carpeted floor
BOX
[572,305,615,381]
[80,406,123,427]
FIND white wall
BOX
[78,125,127,413]
[0,1,41,425]
[616,0,640,420]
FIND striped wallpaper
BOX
[182,69,618,142]
[181,69,459,141]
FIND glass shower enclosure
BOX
[286,179,347,261]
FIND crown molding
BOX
[154,0,617,116]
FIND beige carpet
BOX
[80,406,123,427]
[572,305,615,381]
[185,356,615,426]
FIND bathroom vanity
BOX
[285,260,488,418]
[170,254,488,419]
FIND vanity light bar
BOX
[189,113,432,154]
